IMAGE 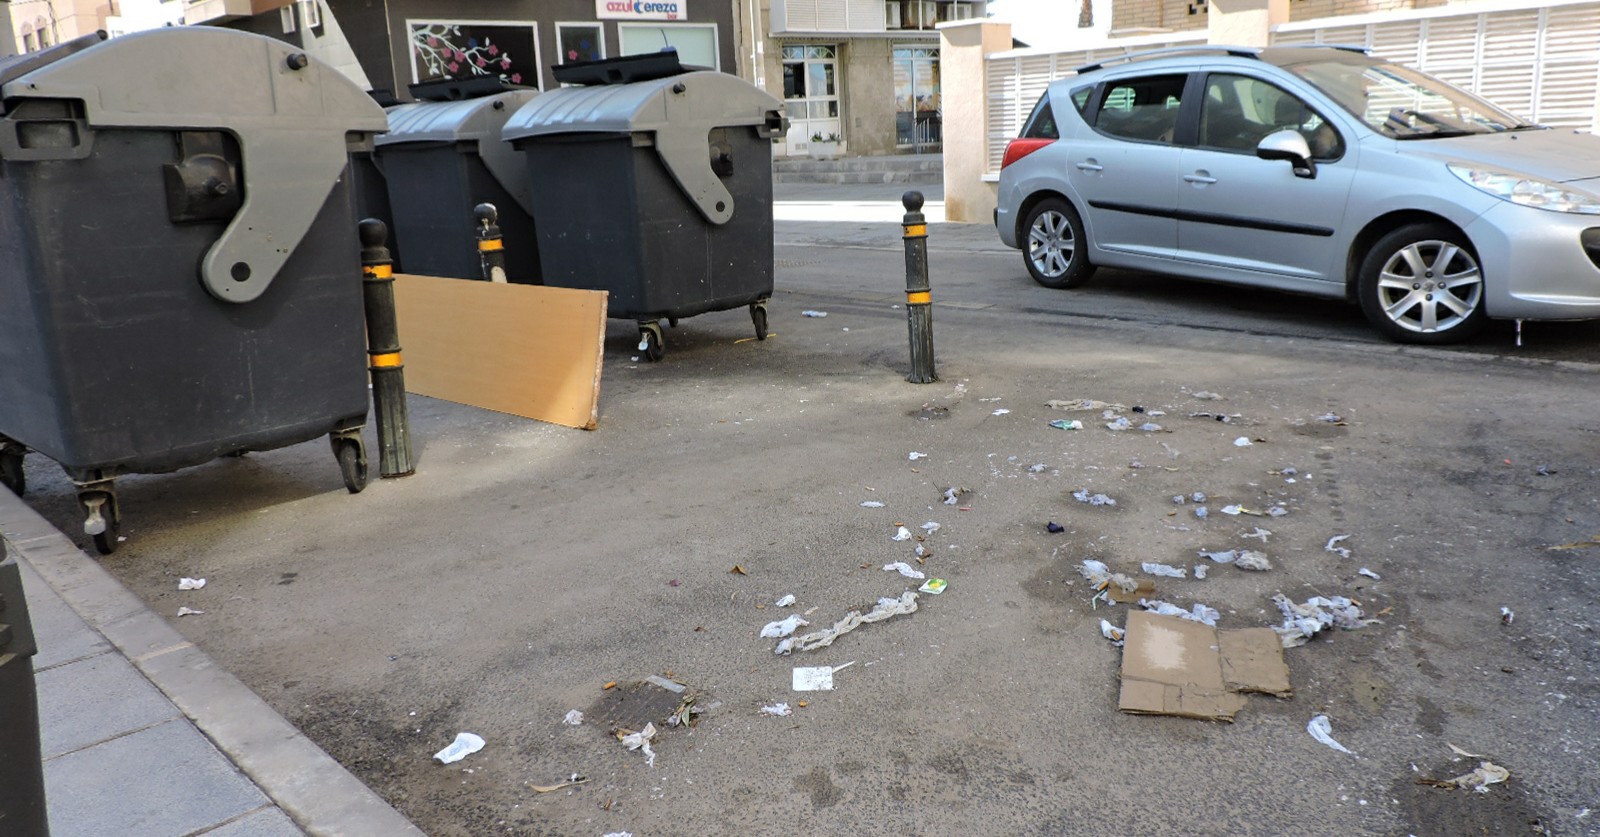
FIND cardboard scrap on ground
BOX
[392,274,607,430]
[1118,611,1291,722]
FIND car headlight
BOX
[1448,165,1600,214]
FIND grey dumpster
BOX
[0,29,387,554]
[376,86,541,283]
[502,52,786,360]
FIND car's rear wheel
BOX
[1023,198,1095,289]
[1358,223,1486,344]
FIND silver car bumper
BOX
[1467,203,1600,321]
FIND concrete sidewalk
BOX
[1,490,423,837]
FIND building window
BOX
[22,31,36,53]
[617,24,719,69]
[894,45,939,150]
[280,5,296,33]
[556,23,605,64]
[408,21,541,87]
[299,0,321,30]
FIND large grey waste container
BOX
[0,29,388,554]
[502,52,786,361]
[377,86,541,283]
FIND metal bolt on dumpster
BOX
[0,29,388,553]
[501,50,787,361]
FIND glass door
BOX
[894,46,941,152]
[782,44,840,153]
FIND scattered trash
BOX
[1242,527,1272,542]
[1267,506,1289,518]
[992,408,1011,416]
[1307,715,1353,754]
[665,696,705,728]
[1316,413,1343,423]
[1072,489,1117,507]
[1139,599,1220,627]
[529,774,588,793]
[1189,411,1232,423]
[1222,504,1244,516]
[1273,594,1374,647]
[1172,495,1186,505]
[892,526,913,541]
[919,578,947,595]
[1325,535,1352,558]
[759,703,793,717]
[801,310,828,318]
[1141,562,1187,579]
[1193,565,1208,580]
[667,579,681,587]
[434,732,486,764]
[775,594,797,607]
[1193,391,1223,400]
[761,615,810,638]
[1547,536,1600,551]
[1234,551,1272,572]
[1046,521,1065,534]
[1358,568,1381,581]
[730,564,748,575]
[1421,761,1511,793]
[618,723,656,767]
[562,710,584,726]
[1048,419,1084,431]
[176,607,205,617]
[920,521,941,533]
[644,675,687,694]
[1099,619,1125,645]
[1079,560,1153,605]
[1046,399,1127,412]
[1536,464,1554,476]
[1200,549,1237,563]
[942,487,967,505]
[1139,423,1164,432]
[1106,416,1133,431]
[1194,507,1209,519]
[1281,467,1298,477]
[1029,463,1047,473]
[1233,437,1252,447]
[1118,611,1289,721]
[882,562,926,580]
[1191,492,1207,503]
[1500,607,1514,625]
[908,451,927,460]
[860,501,885,508]
[793,661,856,692]
[776,591,920,655]
[178,577,206,591]
[602,832,632,837]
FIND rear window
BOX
[1092,73,1187,144]
[1022,94,1058,139]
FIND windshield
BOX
[1288,59,1527,139]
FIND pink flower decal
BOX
[488,44,499,56]
[447,62,459,73]
[511,73,522,83]
[427,36,438,47]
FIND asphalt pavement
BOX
[5,179,1600,836]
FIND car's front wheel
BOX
[1358,223,1487,344]
[1023,198,1095,290]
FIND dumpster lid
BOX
[408,76,534,102]
[0,28,387,306]
[551,49,695,87]
[502,71,784,225]
[377,90,540,215]
[0,31,108,99]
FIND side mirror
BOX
[1257,129,1316,179]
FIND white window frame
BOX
[299,0,321,30]
[281,5,297,33]
[406,19,544,89]
[617,22,720,70]
[555,21,608,64]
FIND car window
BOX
[1022,94,1059,140]
[1198,74,1344,159]
[1070,85,1092,114]
[1092,74,1186,144]
[1288,58,1524,138]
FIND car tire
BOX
[1023,197,1096,290]
[1358,223,1487,345]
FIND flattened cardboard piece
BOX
[1103,578,1156,604]
[392,275,607,430]
[1218,627,1292,697]
[1118,610,1246,722]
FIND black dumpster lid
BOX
[551,49,696,86]
[408,75,536,102]
[0,31,108,108]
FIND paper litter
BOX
[1425,761,1511,793]
[1141,562,1187,579]
[760,615,810,638]
[1357,568,1381,580]
[176,607,205,617]
[178,577,206,591]
[1117,611,1289,721]
[1242,527,1272,542]
[882,562,926,580]
[892,526,913,541]
[793,661,855,691]
[801,310,828,317]
[1099,619,1125,645]
[1234,551,1272,572]
[1139,423,1163,432]
[1500,607,1514,625]
[908,451,927,460]
[1193,391,1223,400]
[1325,534,1352,558]
[759,703,793,717]
[942,487,965,505]
[562,710,584,726]
[1193,565,1208,580]
[1072,489,1117,507]
[619,723,656,766]
[1307,715,1353,754]
[919,578,947,595]
[775,591,919,655]
[860,501,885,508]
[434,732,486,764]
[992,408,1011,416]
[1273,594,1374,647]
[775,594,797,607]
[1106,416,1133,431]
[1048,419,1084,431]
[1199,549,1237,563]
[1079,560,1151,604]
[1046,399,1127,412]
[1139,599,1220,627]
[921,521,941,533]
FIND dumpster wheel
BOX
[77,489,120,556]
[0,445,24,497]
[333,435,369,494]
[750,301,769,341]
[638,322,665,362]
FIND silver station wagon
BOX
[994,45,1600,344]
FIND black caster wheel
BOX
[750,302,769,341]
[78,490,120,555]
[667,317,679,328]
[333,436,369,494]
[637,323,665,363]
[0,446,24,497]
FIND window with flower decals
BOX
[408,21,541,88]
[556,23,605,65]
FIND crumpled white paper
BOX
[178,577,206,591]
[882,562,925,580]
[891,526,913,541]
[619,723,656,767]
[434,732,486,764]
[1141,562,1186,578]
[775,594,797,607]
[759,703,792,717]
[562,710,583,726]
[760,615,810,638]
[1307,715,1352,755]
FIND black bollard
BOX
[359,219,415,478]
[475,203,508,284]
[902,190,937,384]
[0,552,49,837]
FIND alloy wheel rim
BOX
[1375,240,1482,333]
[1029,210,1075,278]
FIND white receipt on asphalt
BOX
[776,591,920,654]
[793,661,856,691]
[1307,715,1353,754]
[434,732,485,764]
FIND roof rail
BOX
[1074,45,1260,74]
[1271,43,1372,55]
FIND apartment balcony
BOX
[771,0,983,35]
[184,0,293,25]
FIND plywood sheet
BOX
[391,275,607,429]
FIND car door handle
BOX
[1183,173,1218,184]
[1075,161,1104,172]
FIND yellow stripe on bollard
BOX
[478,239,504,252]
[369,352,403,368]
[903,224,927,238]
[364,264,393,279]
[907,291,931,305]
